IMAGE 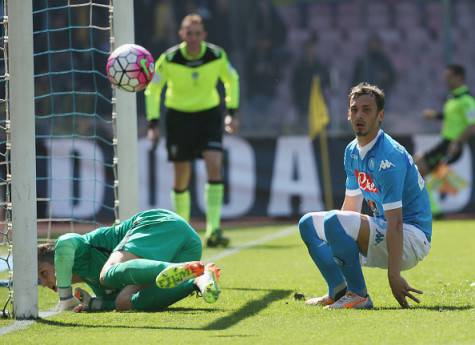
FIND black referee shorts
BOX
[165,106,223,161]
[422,139,462,172]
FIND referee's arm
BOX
[219,50,239,115]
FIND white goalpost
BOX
[8,0,38,320]
[0,0,139,319]
[113,0,139,220]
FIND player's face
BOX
[38,262,57,292]
[348,94,384,143]
[444,69,462,90]
[179,23,206,51]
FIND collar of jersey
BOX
[357,129,383,159]
[451,85,469,97]
[179,42,206,60]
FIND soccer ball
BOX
[106,44,154,92]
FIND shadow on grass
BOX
[203,288,292,330]
[373,305,473,311]
[37,288,292,332]
[165,307,226,313]
[37,318,198,331]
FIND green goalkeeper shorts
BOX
[113,217,202,263]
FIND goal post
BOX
[0,0,140,319]
[8,0,38,319]
[112,0,139,220]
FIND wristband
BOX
[227,109,237,117]
[58,286,73,300]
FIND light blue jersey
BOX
[344,130,432,241]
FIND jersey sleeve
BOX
[378,155,406,211]
[219,50,239,110]
[54,233,83,289]
[462,98,475,125]
[145,54,168,121]
[344,147,361,195]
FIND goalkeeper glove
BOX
[55,287,81,311]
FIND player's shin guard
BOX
[102,259,169,289]
[205,182,224,237]
[172,189,191,222]
[323,212,367,297]
[299,213,347,300]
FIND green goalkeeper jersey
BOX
[54,209,182,298]
[442,85,475,140]
[145,41,239,120]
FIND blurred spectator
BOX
[245,36,281,121]
[206,0,233,54]
[249,0,287,51]
[352,34,396,100]
[150,0,177,57]
[291,35,330,126]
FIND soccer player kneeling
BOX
[299,83,432,309]
[38,209,221,312]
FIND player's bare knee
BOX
[115,286,139,311]
[115,293,133,311]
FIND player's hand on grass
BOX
[55,287,81,311]
[422,108,438,119]
[72,287,92,312]
[388,274,423,308]
[224,114,239,134]
[55,296,81,311]
[147,126,160,150]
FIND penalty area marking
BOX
[0,225,297,336]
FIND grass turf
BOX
[1,220,474,344]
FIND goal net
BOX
[0,0,138,319]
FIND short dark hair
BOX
[181,14,204,29]
[348,82,385,111]
[38,242,55,265]
[447,64,465,80]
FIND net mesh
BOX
[1,0,119,317]
[33,0,117,238]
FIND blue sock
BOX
[324,212,367,297]
[299,214,347,299]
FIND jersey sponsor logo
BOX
[379,159,395,171]
[355,170,378,192]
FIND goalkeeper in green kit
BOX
[145,14,240,247]
[37,209,221,312]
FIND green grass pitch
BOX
[1,220,475,344]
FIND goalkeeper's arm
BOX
[54,234,82,310]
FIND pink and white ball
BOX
[106,44,154,92]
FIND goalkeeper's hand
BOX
[55,287,81,311]
[72,287,93,313]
